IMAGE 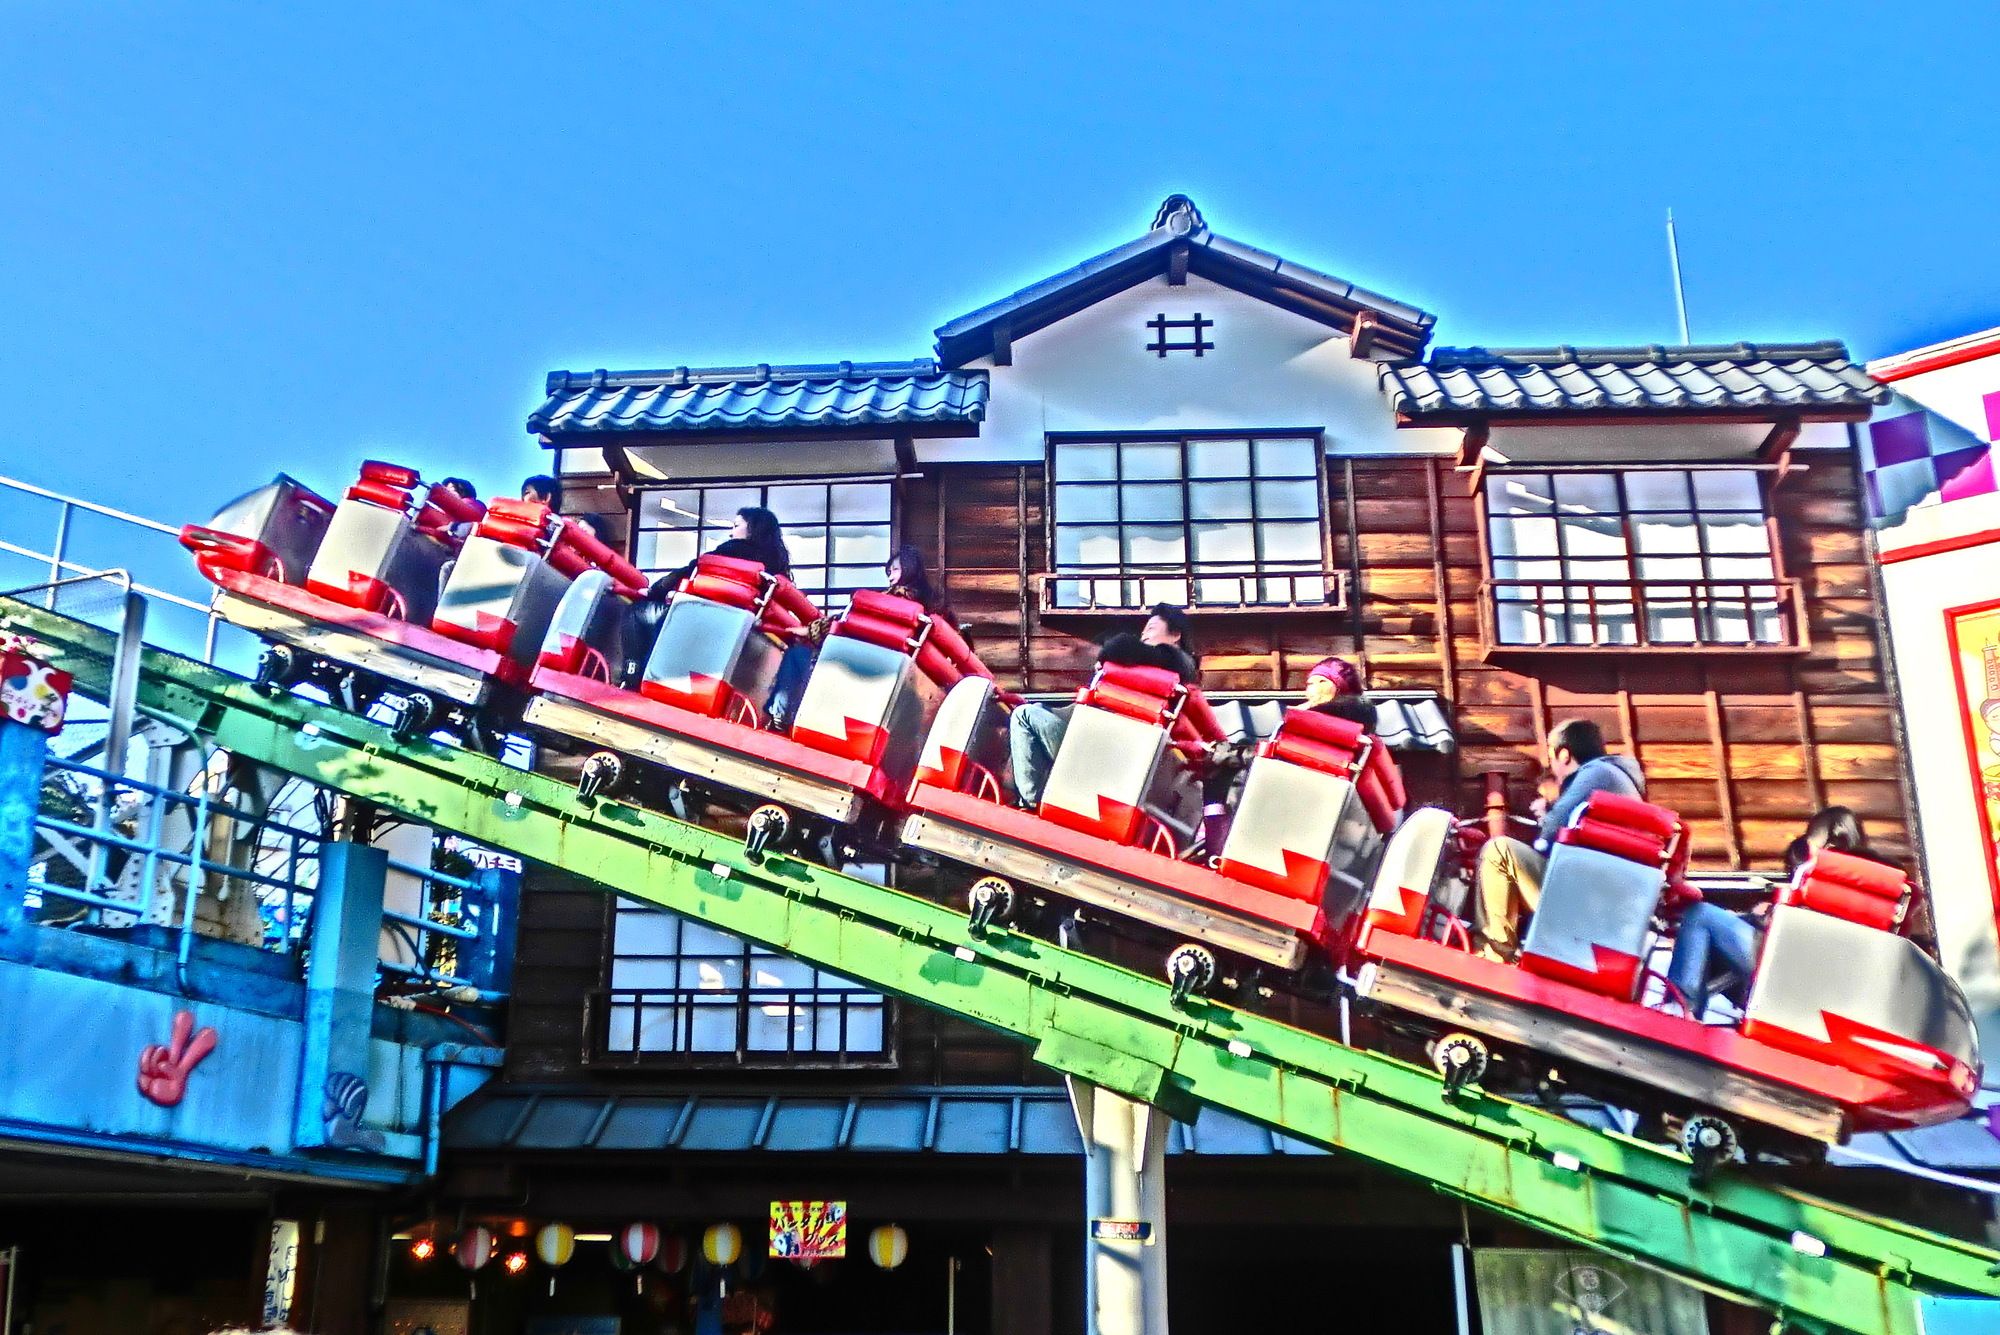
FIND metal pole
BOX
[947,1255,958,1335]
[1451,1243,1472,1335]
[1068,1079,1170,1335]
[1666,209,1692,345]
[88,591,146,891]
[45,503,71,609]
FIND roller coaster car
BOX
[902,665,1405,999]
[1351,793,1981,1153]
[523,561,996,852]
[181,465,644,737]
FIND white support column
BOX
[1067,1078,1171,1335]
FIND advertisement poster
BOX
[1472,1249,1708,1335]
[261,1219,300,1328]
[1947,599,2000,924]
[769,1200,847,1261]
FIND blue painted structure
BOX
[529,360,988,435]
[0,714,500,1189]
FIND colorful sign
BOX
[768,1200,846,1261]
[1089,1219,1154,1244]
[1947,598,2000,930]
[0,648,70,733]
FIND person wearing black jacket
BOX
[646,506,791,600]
[1008,605,1199,809]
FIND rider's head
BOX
[1546,718,1606,781]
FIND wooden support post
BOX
[1704,684,1746,870]
[1016,466,1032,693]
[1483,771,1512,842]
[1427,458,1458,704]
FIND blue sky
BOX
[3,1,1997,546]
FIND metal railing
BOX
[0,472,229,662]
[29,755,488,991]
[1482,577,1805,650]
[1042,564,1349,612]
[586,986,894,1068]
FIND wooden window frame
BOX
[1040,430,1348,616]
[1476,464,1809,656]
[628,475,897,612]
[584,897,898,1071]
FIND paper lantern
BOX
[654,1233,689,1275]
[457,1225,495,1271]
[610,1247,641,1272]
[867,1224,908,1271]
[535,1223,576,1267]
[617,1222,661,1267]
[702,1222,743,1266]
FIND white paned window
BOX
[1048,435,1327,609]
[633,479,893,612]
[1485,469,1785,647]
[601,896,890,1066]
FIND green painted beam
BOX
[14,598,2000,1335]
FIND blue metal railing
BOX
[29,755,487,992]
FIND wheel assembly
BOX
[744,804,792,860]
[967,876,1017,934]
[576,751,625,802]
[253,645,302,696]
[390,691,435,741]
[1165,943,1218,1007]
[1680,1113,1739,1186]
[1431,1032,1490,1099]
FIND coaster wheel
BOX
[1431,1032,1490,1099]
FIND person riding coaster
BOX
[1346,791,1980,1175]
[180,463,646,746]
[521,551,1002,862]
[903,661,1406,1003]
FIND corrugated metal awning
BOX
[445,1086,1329,1158]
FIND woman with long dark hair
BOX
[765,544,954,732]
[648,506,791,599]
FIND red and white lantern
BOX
[617,1222,661,1267]
[457,1225,495,1271]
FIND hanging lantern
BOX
[457,1224,495,1300]
[612,1221,661,1296]
[617,1222,661,1267]
[535,1223,575,1295]
[654,1232,689,1276]
[867,1224,908,1271]
[457,1225,496,1272]
[702,1222,743,1267]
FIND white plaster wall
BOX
[915,273,1458,465]
[1879,488,2000,1053]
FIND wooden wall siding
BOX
[920,451,1910,872]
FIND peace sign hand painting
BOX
[137,1010,219,1107]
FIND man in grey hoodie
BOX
[1472,718,1647,963]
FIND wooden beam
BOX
[1341,459,1366,660]
[1759,414,1802,466]
[1016,466,1032,692]
[1350,309,1380,359]
[1790,674,1826,813]
[1703,683,1746,870]
[1454,422,1490,468]
[1167,243,1189,287]
[1425,458,1457,705]
[993,321,1014,367]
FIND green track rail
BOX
[14,597,2000,1335]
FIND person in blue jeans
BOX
[1008,606,1198,809]
[1666,806,1875,1018]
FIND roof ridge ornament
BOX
[1151,194,1205,236]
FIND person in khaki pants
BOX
[1472,719,1647,963]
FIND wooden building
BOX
[433,196,1904,1334]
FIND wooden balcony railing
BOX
[1041,564,1350,614]
[584,987,895,1069]
[1480,577,1808,653]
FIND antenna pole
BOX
[1666,209,1692,345]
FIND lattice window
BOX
[1048,434,1330,610]
[1484,469,1790,647]
[598,898,890,1066]
[632,479,893,611]
[1145,312,1214,357]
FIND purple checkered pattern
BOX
[1861,389,2000,522]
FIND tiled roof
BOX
[444,1086,1330,1157]
[934,195,1436,366]
[1380,342,1890,420]
[529,360,988,436]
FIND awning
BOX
[444,1086,1329,1158]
